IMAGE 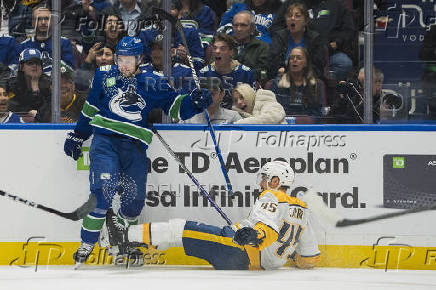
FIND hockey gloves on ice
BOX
[190,88,213,111]
[233,227,263,247]
[64,131,85,160]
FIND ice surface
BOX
[0,266,435,290]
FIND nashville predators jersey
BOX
[236,189,320,270]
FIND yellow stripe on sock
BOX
[143,223,151,246]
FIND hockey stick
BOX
[303,189,436,227]
[0,189,96,221]
[151,7,234,197]
[336,204,436,227]
[150,125,232,225]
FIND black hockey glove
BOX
[64,131,85,161]
[190,88,213,111]
[233,227,262,247]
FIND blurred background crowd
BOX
[0,0,434,125]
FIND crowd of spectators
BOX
[0,0,427,125]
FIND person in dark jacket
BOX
[0,83,23,123]
[268,2,326,80]
[271,0,355,81]
[35,62,86,123]
[270,46,326,122]
[232,10,269,83]
[8,48,51,121]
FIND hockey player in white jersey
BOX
[104,160,321,270]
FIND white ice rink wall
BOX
[0,123,435,270]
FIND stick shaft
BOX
[0,189,80,221]
[173,19,234,196]
[336,205,436,227]
[151,126,233,225]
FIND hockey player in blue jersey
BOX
[63,36,212,267]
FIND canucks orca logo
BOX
[109,84,146,121]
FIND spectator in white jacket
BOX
[232,83,286,124]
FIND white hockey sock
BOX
[128,219,186,250]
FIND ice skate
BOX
[73,242,94,269]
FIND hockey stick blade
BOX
[336,204,436,227]
[0,189,80,221]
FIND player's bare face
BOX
[212,41,233,67]
[117,55,137,77]
[286,8,307,34]
[0,87,8,112]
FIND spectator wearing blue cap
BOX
[8,48,51,121]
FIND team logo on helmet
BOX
[109,84,146,121]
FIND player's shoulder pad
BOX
[258,190,280,201]
[259,190,306,207]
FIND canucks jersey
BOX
[75,65,199,146]
[236,190,320,270]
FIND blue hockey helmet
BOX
[116,36,143,56]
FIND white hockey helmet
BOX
[258,160,295,189]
